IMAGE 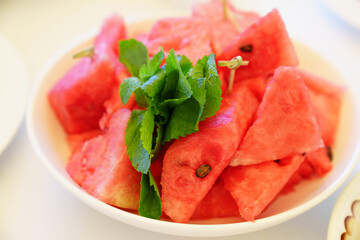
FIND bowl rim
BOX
[26,18,360,237]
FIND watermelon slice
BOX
[218,9,298,81]
[222,154,304,221]
[66,109,141,210]
[160,86,259,223]
[192,0,259,55]
[145,17,213,63]
[94,14,127,75]
[191,178,240,220]
[66,129,102,153]
[296,69,343,146]
[281,158,314,194]
[231,66,324,166]
[306,147,332,177]
[237,76,269,101]
[48,15,127,134]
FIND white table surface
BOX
[0,0,360,239]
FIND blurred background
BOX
[0,0,359,239]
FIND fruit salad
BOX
[48,0,344,223]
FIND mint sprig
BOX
[119,39,222,220]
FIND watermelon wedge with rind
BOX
[223,154,304,221]
[160,86,259,223]
[231,66,323,166]
[66,109,141,210]
[218,9,298,81]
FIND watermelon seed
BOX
[327,146,333,161]
[240,44,253,52]
[302,152,306,156]
[274,159,280,164]
[196,164,212,178]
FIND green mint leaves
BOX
[138,171,162,219]
[119,39,222,220]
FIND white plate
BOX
[328,171,360,240]
[321,0,360,30]
[0,33,28,155]
[26,19,360,237]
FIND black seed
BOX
[274,159,281,164]
[196,164,212,178]
[240,44,253,52]
[302,152,306,156]
[327,146,333,161]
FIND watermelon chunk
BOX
[191,178,240,220]
[306,147,332,177]
[160,86,259,223]
[192,0,259,55]
[145,17,213,63]
[218,9,298,81]
[66,129,102,153]
[296,69,343,146]
[281,158,314,194]
[66,109,141,210]
[222,154,304,221]
[231,66,324,166]
[48,15,127,134]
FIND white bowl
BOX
[26,19,360,237]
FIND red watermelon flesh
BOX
[48,15,127,134]
[66,129,102,153]
[218,9,298,81]
[66,109,141,210]
[191,178,240,220]
[94,14,127,75]
[222,154,304,221]
[231,66,324,166]
[295,69,343,146]
[192,0,259,55]
[145,17,213,63]
[98,69,135,130]
[281,159,314,194]
[237,76,269,101]
[306,147,332,177]
[48,57,119,134]
[160,86,259,223]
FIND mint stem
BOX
[72,46,95,59]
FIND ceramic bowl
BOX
[26,19,360,237]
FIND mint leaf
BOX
[120,39,148,78]
[138,171,161,219]
[187,60,206,106]
[139,49,164,83]
[163,97,202,142]
[120,77,141,104]
[141,68,166,98]
[151,123,164,161]
[177,55,192,76]
[201,54,222,120]
[165,50,192,100]
[140,110,155,159]
[125,110,151,173]
[134,88,148,108]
